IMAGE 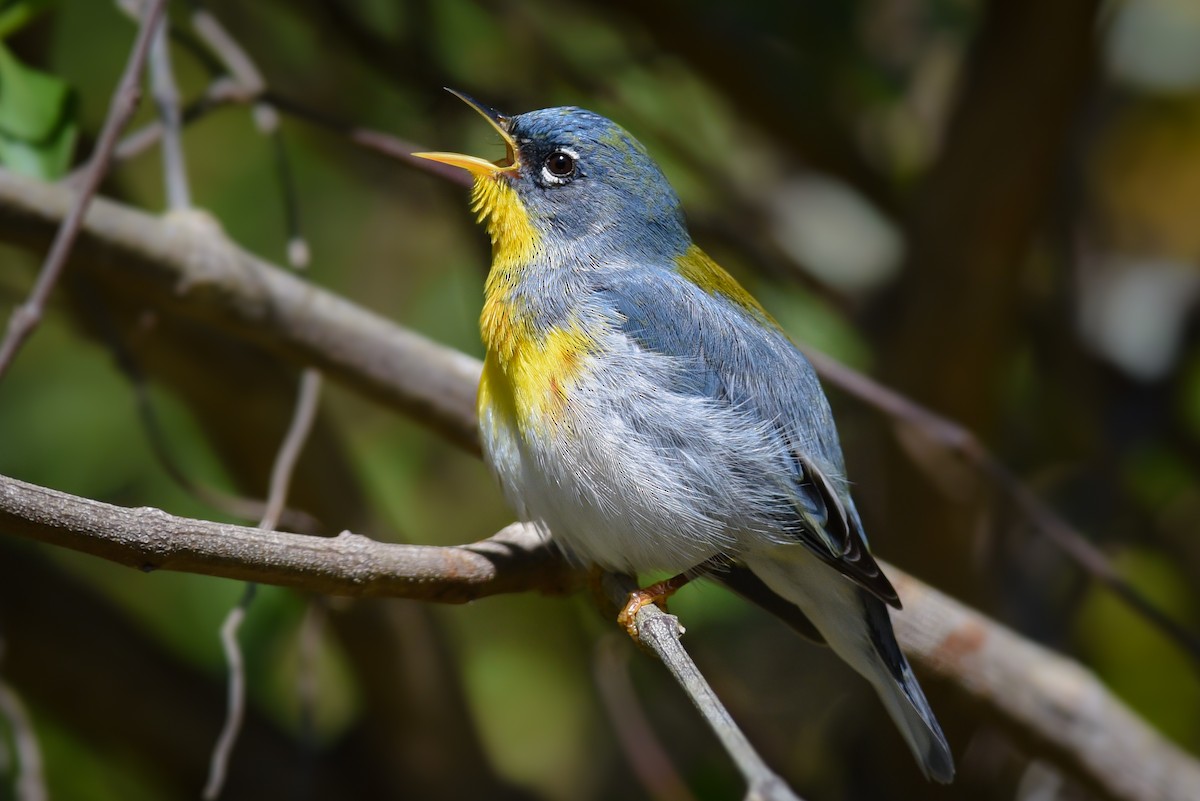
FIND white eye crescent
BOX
[542,149,578,184]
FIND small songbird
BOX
[414,91,954,783]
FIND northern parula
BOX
[414,91,954,784]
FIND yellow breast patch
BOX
[472,173,593,431]
[478,320,593,432]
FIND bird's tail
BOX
[744,547,955,783]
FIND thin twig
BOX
[260,368,323,533]
[202,582,256,801]
[263,92,472,187]
[982,463,1200,665]
[85,76,246,176]
[188,6,309,268]
[189,6,265,97]
[204,368,323,800]
[0,684,46,801]
[0,0,167,380]
[0,638,46,801]
[147,8,190,210]
[273,133,309,270]
[602,575,802,801]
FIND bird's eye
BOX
[543,151,576,180]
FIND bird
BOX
[413,90,955,784]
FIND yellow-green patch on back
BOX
[675,245,780,329]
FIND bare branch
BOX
[0,0,167,379]
[802,348,1200,665]
[147,9,190,210]
[603,574,804,801]
[204,368,323,799]
[0,473,578,601]
[0,642,46,801]
[264,92,473,187]
[6,472,1197,800]
[294,600,324,746]
[890,573,1200,801]
[202,582,255,801]
[0,169,482,453]
[261,368,323,532]
[189,7,266,98]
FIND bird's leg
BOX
[617,571,694,639]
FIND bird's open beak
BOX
[411,89,519,177]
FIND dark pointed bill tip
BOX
[410,88,519,176]
[444,87,510,130]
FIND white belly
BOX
[478,347,795,575]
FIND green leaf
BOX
[0,38,76,178]
[0,39,72,141]
[0,0,57,40]
[0,112,76,178]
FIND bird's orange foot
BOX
[617,572,693,639]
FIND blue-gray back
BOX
[592,265,901,606]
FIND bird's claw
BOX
[617,588,666,638]
[616,572,693,639]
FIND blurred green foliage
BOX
[0,0,75,179]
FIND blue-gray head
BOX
[414,91,689,260]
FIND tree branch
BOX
[801,349,1200,664]
[4,471,1198,801]
[890,573,1200,801]
[605,573,803,801]
[1,165,1191,668]
[0,473,578,601]
[0,168,482,453]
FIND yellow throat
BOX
[472,174,542,365]
[471,174,593,431]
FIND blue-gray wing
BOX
[595,270,900,608]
